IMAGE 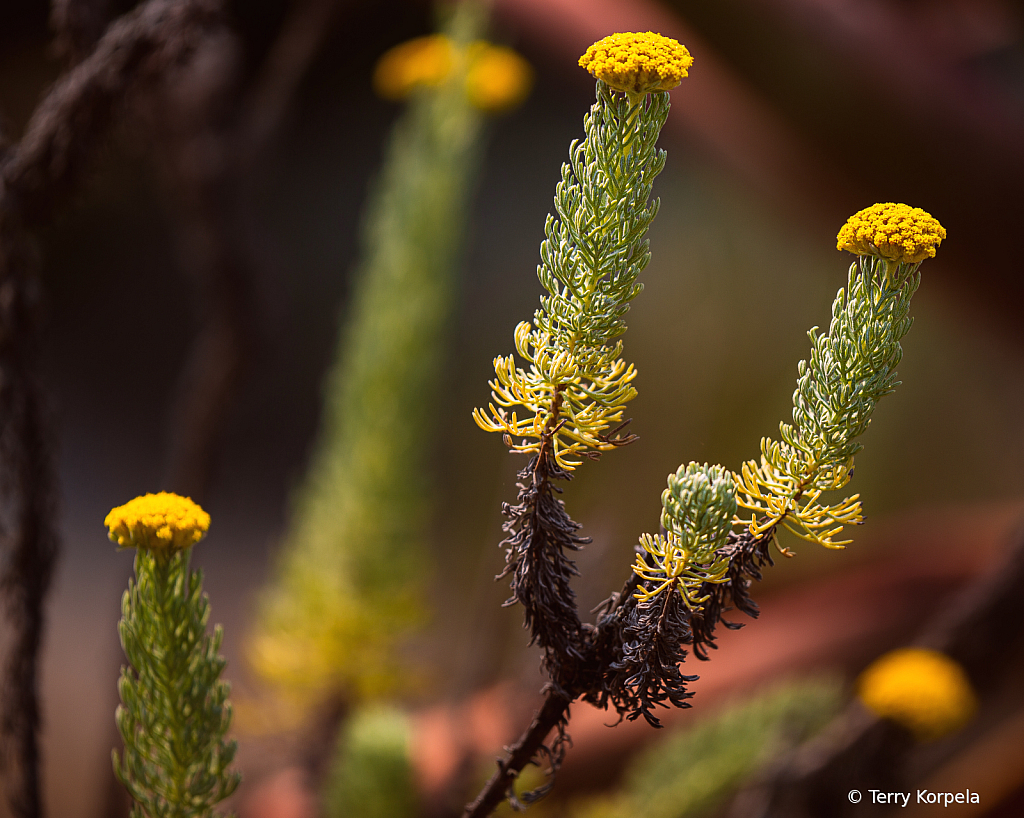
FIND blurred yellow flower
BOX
[579,31,693,97]
[837,202,946,264]
[465,42,532,113]
[857,647,976,740]
[105,492,210,552]
[373,35,455,100]
[373,35,531,113]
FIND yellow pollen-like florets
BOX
[464,42,533,113]
[837,202,946,265]
[857,648,976,741]
[579,32,693,98]
[373,35,455,101]
[105,492,211,552]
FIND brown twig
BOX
[3,0,223,228]
[6,0,221,222]
[462,691,573,818]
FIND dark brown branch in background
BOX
[726,522,1024,818]
[50,0,111,65]
[0,2,225,815]
[4,0,222,228]
[238,0,347,164]
[158,0,346,501]
[0,216,60,818]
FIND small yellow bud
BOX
[579,32,693,98]
[837,202,946,265]
[857,648,976,741]
[105,492,210,553]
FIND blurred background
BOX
[2,0,1024,815]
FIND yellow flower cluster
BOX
[837,202,946,265]
[857,648,976,741]
[374,35,454,99]
[373,35,532,113]
[465,42,533,113]
[578,32,693,98]
[105,492,210,552]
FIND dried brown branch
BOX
[239,0,347,164]
[462,692,572,818]
[462,524,779,817]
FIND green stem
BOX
[150,550,192,811]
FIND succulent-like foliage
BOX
[324,706,418,818]
[735,255,921,549]
[473,82,671,469]
[472,62,677,697]
[114,546,239,818]
[661,463,738,550]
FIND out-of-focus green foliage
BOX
[248,2,489,715]
[324,706,417,818]
[570,679,843,818]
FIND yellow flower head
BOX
[579,32,693,97]
[465,42,533,113]
[837,202,946,265]
[373,35,455,100]
[857,648,976,741]
[105,492,210,553]
[374,35,532,114]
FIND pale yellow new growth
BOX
[857,648,977,741]
[631,532,730,606]
[374,35,532,113]
[579,32,693,98]
[837,202,946,265]
[735,440,863,551]
[471,323,638,470]
[105,492,210,552]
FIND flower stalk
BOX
[108,493,239,818]
[467,29,946,816]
